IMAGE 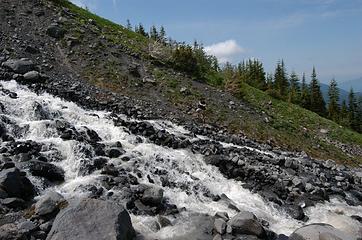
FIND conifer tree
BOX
[348,88,360,131]
[300,73,310,109]
[327,79,340,121]
[126,19,132,30]
[159,26,166,43]
[309,67,326,116]
[150,25,158,40]
[288,71,300,103]
[136,23,148,37]
[273,60,288,97]
[340,100,349,126]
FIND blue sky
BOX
[70,0,362,83]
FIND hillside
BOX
[1,0,362,239]
[0,0,361,165]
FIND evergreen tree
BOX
[327,79,340,121]
[159,26,166,43]
[150,25,158,40]
[126,19,132,30]
[237,59,266,90]
[300,73,310,109]
[339,100,349,126]
[309,67,326,116]
[273,60,289,97]
[288,71,300,103]
[135,23,148,37]
[348,88,360,131]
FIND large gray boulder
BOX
[228,211,265,237]
[0,168,35,200]
[1,58,34,74]
[289,224,357,240]
[35,191,66,216]
[46,198,135,240]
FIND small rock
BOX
[23,70,40,81]
[214,218,226,235]
[18,220,37,232]
[46,24,65,39]
[35,191,66,216]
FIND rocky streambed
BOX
[0,59,361,239]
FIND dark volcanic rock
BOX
[46,24,65,39]
[141,185,164,206]
[1,58,34,74]
[46,198,135,240]
[0,167,35,200]
[26,160,65,182]
[228,211,265,237]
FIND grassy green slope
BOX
[50,0,362,165]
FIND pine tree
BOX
[136,23,148,37]
[309,67,326,116]
[273,60,288,98]
[327,79,340,121]
[150,25,158,40]
[300,73,310,109]
[126,19,132,30]
[348,88,360,131]
[159,26,166,43]
[288,71,300,103]
[340,100,349,126]
[237,59,266,90]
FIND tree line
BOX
[126,20,362,133]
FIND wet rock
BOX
[27,160,65,182]
[157,215,172,228]
[106,148,124,158]
[23,70,40,82]
[1,197,26,209]
[17,220,37,232]
[1,58,34,74]
[93,157,108,169]
[289,224,356,240]
[228,211,265,237]
[47,198,135,240]
[141,185,164,206]
[215,212,229,221]
[285,205,306,221]
[35,191,66,217]
[101,164,119,177]
[214,218,226,235]
[0,167,35,200]
[46,24,65,39]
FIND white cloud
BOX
[204,40,245,63]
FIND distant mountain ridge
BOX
[339,77,362,93]
[320,83,361,104]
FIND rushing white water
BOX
[0,80,361,238]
